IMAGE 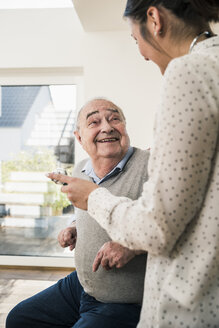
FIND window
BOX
[0,68,84,267]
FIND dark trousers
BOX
[6,271,141,328]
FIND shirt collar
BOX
[191,35,219,53]
[82,146,134,184]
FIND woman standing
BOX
[48,1,219,327]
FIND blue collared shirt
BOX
[81,147,134,184]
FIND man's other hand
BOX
[58,224,77,251]
[92,241,136,272]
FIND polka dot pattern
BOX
[88,36,219,327]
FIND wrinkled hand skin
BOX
[47,173,98,210]
[58,223,77,251]
[92,241,137,272]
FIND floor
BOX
[0,266,73,328]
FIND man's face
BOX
[74,100,130,162]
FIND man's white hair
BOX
[75,97,126,131]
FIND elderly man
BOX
[6,98,149,328]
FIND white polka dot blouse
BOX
[88,35,219,328]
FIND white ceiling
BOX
[72,0,128,31]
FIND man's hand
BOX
[92,241,137,272]
[58,224,77,251]
[46,173,98,210]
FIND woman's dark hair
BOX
[124,0,219,24]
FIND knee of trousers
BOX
[6,304,24,328]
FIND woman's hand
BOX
[46,173,98,210]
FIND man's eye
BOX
[88,121,97,126]
[112,117,120,122]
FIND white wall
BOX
[0,8,84,68]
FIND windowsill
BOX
[0,255,75,268]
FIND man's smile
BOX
[96,137,119,143]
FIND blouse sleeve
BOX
[88,56,218,255]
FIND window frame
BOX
[0,67,84,268]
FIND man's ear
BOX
[74,130,82,145]
[147,6,163,36]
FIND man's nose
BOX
[100,119,114,133]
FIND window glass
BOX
[0,85,76,258]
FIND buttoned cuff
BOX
[88,187,113,224]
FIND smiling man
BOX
[7,98,149,328]
[74,98,130,178]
